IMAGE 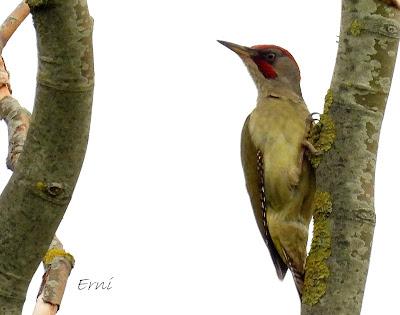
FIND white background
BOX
[0,0,396,314]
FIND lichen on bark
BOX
[303,191,333,306]
[302,1,400,314]
[308,115,336,168]
[351,19,363,36]
[43,249,74,266]
[308,89,336,168]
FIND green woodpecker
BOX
[218,40,316,296]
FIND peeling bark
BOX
[33,237,74,315]
[0,0,94,313]
[32,295,58,315]
[302,1,400,314]
[0,96,31,170]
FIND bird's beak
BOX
[217,40,257,58]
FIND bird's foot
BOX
[306,112,320,126]
[304,113,322,156]
[302,139,322,156]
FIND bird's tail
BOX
[290,268,304,298]
[282,248,304,298]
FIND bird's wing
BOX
[241,115,288,280]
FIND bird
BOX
[218,40,316,297]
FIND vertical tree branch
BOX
[0,0,94,313]
[302,1,400,314]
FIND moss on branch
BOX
[303,191,333,306]
[302,1,400,314]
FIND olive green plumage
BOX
[219,40,316,296]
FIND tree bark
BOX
[0,1,30,54]
[0,0,94,313]
[33,236,74,314]
[302,0,400,314]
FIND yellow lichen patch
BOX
[35,181,46,191]
[311,191,332,217]
[350,19,362,36]
[43,248,75,266]
[303,191,332,306]
[308,114,336,168]
[324,89,333,114]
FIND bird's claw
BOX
[306,112,320,125]
[302,140,322,156]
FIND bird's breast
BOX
[248,98,309,150]
[248,98,310,206]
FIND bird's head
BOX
[218,40,302,99]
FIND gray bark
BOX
[0,0,94,313]
[301,1,400,314]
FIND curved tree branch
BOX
[0,1,30,54]
[0,0,94,313]
[302,0,400,314]
[0,4,74,313]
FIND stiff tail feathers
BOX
[291,268,304,298]
[282,248,304,298]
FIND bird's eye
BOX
[264,52,276,63]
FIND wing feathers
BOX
[241,116,288,280]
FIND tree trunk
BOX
[0,0,94,313]
[302,1,400,314]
